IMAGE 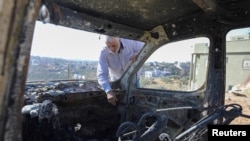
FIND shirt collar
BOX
[118,40,124,53]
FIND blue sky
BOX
[226,27,250,40]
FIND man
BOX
[97,36,144,106]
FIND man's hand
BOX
[130,54,138,62]
[107,90,118,106]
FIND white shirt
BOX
[97,38,144,93]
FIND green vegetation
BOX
[27,56,98,82]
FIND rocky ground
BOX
[225,91,250,124]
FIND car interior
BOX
[1,0,250,141]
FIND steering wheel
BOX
[116,112,168,141]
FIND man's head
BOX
[106,36,121,54]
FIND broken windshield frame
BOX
[27,21,106,82]
[137,37,210,91]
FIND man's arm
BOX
[97,51,111,93]
[130,40,145,62]
[133,40,145,53]
[97,50,118,105]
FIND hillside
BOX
[27,56,98,81]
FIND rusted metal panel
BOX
[0,0,41,141]
[41,3,145,40]
[1,0,250,140]
[0,1,16,123]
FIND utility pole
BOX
[68,63,71,79]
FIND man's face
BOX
[106,38,120,54]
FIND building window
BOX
[243,59,250,69]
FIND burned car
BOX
[1,0,250,141]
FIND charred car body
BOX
[1,0,250,141]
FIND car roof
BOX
[43,0,250,40]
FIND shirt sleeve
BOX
[132,40,145,53]
[97,50,112,93]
